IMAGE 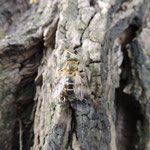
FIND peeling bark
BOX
[0,0,150,150]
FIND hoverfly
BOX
[52,48,89,100]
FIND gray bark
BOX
[0,0,150,150]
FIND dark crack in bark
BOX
[115,24,145,150]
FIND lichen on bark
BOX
[0,0,150,150]
[33,0,106,149]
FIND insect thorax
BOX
[66,59,78,73]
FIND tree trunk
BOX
[0,0,150,150]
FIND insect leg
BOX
[64,48,82,60]
[61,61,69,71]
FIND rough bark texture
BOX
[0,0,150,150]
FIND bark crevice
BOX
[115,24,145,150]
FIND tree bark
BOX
[0,0,150,150]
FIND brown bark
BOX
[0,0,150,150]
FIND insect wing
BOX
[51,76,66,98]
[74,74,84,100]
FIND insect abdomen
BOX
[64,76,75,92]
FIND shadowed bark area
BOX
[0,0,150,150]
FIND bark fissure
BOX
[74,12,96,50]
[1,0,150,150]
[115,24,145,150]
[67,103,77,150]
[12,39,44,150]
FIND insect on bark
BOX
[52,48,90,100]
